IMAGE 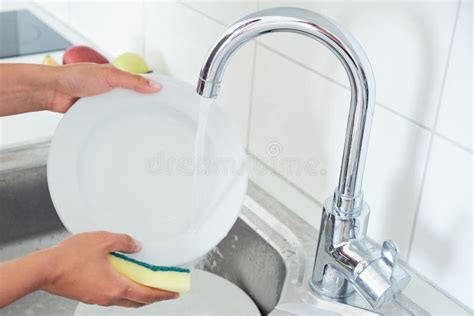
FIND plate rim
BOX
[47,74,248,265]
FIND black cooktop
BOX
[0,9,71,59]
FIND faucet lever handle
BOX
[381,240,399,278]
[381,240,398,263]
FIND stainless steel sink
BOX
[199,216,286,314]
[0,141,453,315]
[1,141,288,315]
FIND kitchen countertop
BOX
[0,1,97,64]
[0,1,104,149]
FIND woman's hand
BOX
[42,232,178,307]
[46,63,161,113]
[0,232,178,308]
[0,63,161,116]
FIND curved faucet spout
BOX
[196,7,409,309]
[196,7,375,215]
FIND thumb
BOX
[103,232,142,253]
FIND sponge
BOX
[108,252,191,294]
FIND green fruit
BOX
[43,54,59,66]
[112,52,152,74]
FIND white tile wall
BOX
[410,136,473,309]
[0,0,33,11]
[180,0,258,26]
[247,153,324,228]
[68,1,145,57]
[363,106,431,259]
[144,1,215,82]
[258,1,459,129]
[144,1,254,146]
[437,0,473,151]
[34,0,69,22]
[14,0,474,311]
[250,45,350,203]
[404,267,472,315]
[250,46,431,259]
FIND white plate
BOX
[74,269,260,316]
[48,74,247,265]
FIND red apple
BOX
[63,45,109,65]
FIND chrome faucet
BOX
[196,7,410,309]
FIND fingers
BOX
[103,66,161,94]
[123,282,179,304]
[100,232,142,253]
[113,299,146,309]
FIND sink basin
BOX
[198,217,286,314]
[0,141,285,315]
[0,141,434,315]
[0,156,284,314]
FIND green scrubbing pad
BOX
[108,252,191,294]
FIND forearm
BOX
[0,249,54,308]
[0,64,57,116]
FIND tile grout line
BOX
[258,42,351,89]
[35,1,108,57]
[374,101,430,131]
[246,151,325,209]
[31,2,76,43]
[176,1,258,150]
[246,151,396,254]
[180,1,324,210]
[258,41,472,153]
[404,260,474,314]
[179,1,472,155]
[179,2,228,27]
[406,0,462,262]
[262,40,473,153]
[65,0,70,25]
[257,39,474,151]
[434,131,473,154]
[245,42,258,151]
[141,1,146,56]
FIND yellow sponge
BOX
[108,252,191,294]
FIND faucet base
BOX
[310,198,369,298]
[309,264,355,298]
[310,197,410,309]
